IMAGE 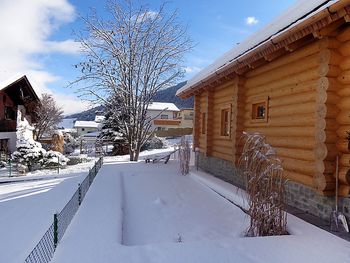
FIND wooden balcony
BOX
[0,120,17,132]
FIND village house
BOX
[177,0,350,222]
[0,75,40,156]
[148,102,181,131]
[74,115,105,137]
[178,108,194,129]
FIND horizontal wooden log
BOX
[339,40,350,57]
[319,77,341,92]
[246,66,320,91]
[267,92,317,107]
[243,114,319,128]
[245,54,323,88]
[283,170,314,189]
[326,130,338,144]
[336,126,350,139]
[337,96,350,110]
[336,110,350,124]
[211,150,232,162]
[340,57,350,71]
[324,143,339,161]
[323,118,339,131]
[339,167,350,185]
[336,140,350,153]
[245,79,319,97]
[337,86,350,97]
[320,64,340,78]
[280,156,316,175]
[314,143,328,160]
[246,40,328,78]
[337,70,350,84]
[314,173,335,191]
[269,102,315,117]
[244,126,323,141]
[266,136,315,150]
[338,185,350,197]
[340,154,350,167]
[276,147,315,161]
[337,26,350,42]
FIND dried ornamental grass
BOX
[238,132,288,237]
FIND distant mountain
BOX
[153,81,193,109]
[66,81,193,120]
[66,105,105,121]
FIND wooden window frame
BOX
[201,112,206,134]
[220,104,231,138]
[251,97,269,123]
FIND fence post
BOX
[78,183,82,205]
[9,159,11,177]
[54,213,58,248]
[57,156,60,174]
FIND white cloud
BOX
[184,66,202,74]
[245,16,259,26]
[0,0,86,115]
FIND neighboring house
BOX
[0,75,40,154]
[177,0,350,222]
[148,102,181,131]
[74,121,101,136]
[178,108,194,128]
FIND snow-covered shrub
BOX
[12,140,46,171]
[12,109,46,171]
[141,136,165,151]
[43,151,69,168]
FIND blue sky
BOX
[0,0,297,114]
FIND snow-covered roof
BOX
[0,74,40,101]
[148,102,180,112]
[58,118,77,129]
[74,121,100,128]
[176,0,337,96]
[95,115,105,123]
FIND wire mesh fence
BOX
[24,157,103,263]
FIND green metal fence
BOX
[24,157,103,263]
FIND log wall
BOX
[241,38,337,194]
[335,26,350,196]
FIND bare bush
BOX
[238,132,288,237]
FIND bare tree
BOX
[71,0,192,161]
[33,93,64,140]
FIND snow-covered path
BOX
[0,172,85,263]
[52,159,350,263]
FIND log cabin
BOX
[0,75,40,156]
[177,0,350,221]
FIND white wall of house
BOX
[76,127,98,136]
[148,110,179,130]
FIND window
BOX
[201,113,206,134]
[220,108,230,137]
[4,106,15,120]
[160,114,168,119]
[252,100,268,121]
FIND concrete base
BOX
[198,153,350,223]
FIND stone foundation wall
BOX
[198,153,350,222]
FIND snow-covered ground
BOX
[51,153,350,263]
[0,173,85,263]
[0,157,97,183]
